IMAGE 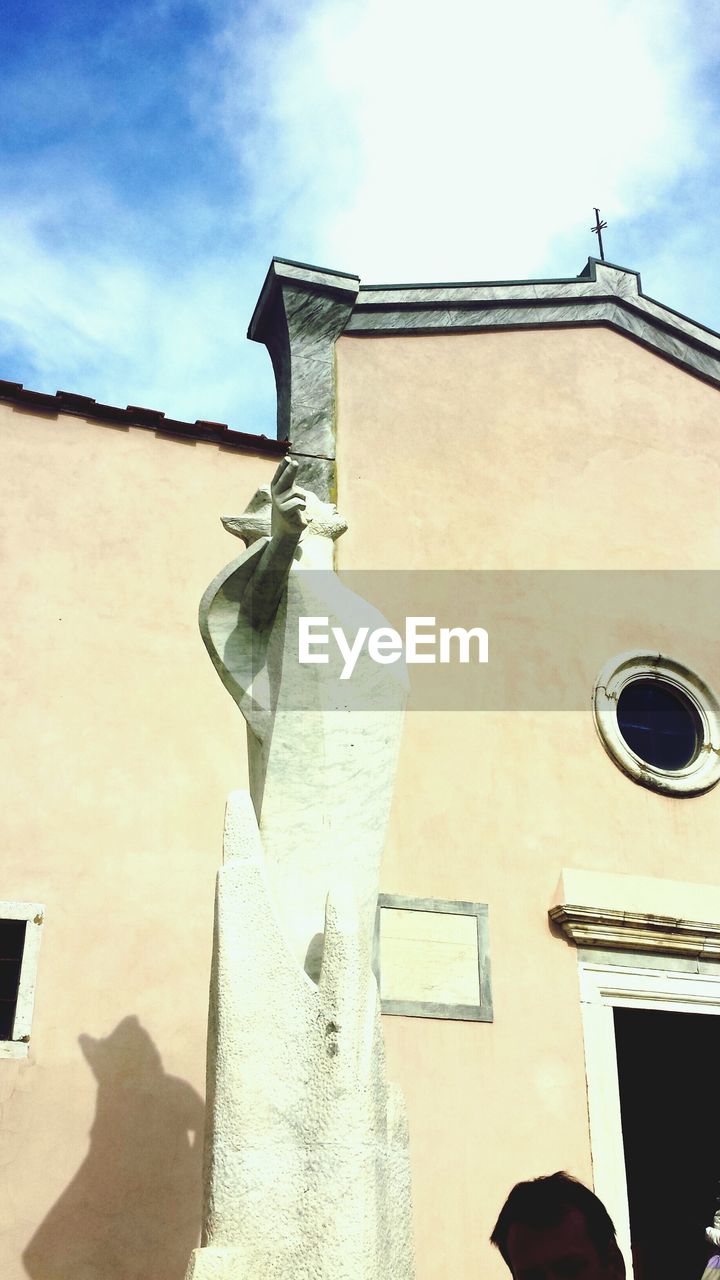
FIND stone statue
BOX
[185,459,414,1280]
[198,456,408,977]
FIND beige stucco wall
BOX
[335,325,720,1279]
[1,403,271,1280]
[4,321,719,1280]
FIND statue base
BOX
[186,792,415,1280]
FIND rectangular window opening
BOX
[0,904,44,1057]
[0,919,28,1041]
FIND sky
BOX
[1,0,719,437]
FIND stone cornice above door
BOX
[550,868,720,961]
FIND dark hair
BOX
[490,1171,618,1268]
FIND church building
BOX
[2,253,720,1280]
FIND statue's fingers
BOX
[281,496,309,527]
[273,457,298,495]
[282,494,306,512]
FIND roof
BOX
[5,254,718,476]
[246,255,720,498]
[252,254,720,387]
[0,379,289,457]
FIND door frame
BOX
[578,958,720,1280]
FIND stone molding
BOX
[347,259,720,400]
[248,258,360,498]
[550,901,720,960]
[248,257,720,502]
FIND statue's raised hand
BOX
[271,457,308,540]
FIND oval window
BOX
[616,679,702,771]
[593,653,720,796]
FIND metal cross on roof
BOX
[591,207,608,261]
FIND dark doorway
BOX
[614,1006,720,1280]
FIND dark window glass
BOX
[0,960,22,1002]
[0,919,26,1041]
[617,680,701,771]
[0,1001,15,1040]
[0,920,26,959]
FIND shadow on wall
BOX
[23,1015,204,1280]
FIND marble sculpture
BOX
[184,458,414,1280]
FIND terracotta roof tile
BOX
[0,379,288,456]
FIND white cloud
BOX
[1,0,719,431]
[204,0,720,283]
[0,196,278,432]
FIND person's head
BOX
[490,1172,625,1280]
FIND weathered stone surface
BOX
[186,791,414,1280]
[190,464,414,1279]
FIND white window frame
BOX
[578,958,720,1280]
[592,651,720,796]
[0,901,45,1060]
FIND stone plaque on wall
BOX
[374,896,492,1022]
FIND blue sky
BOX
[1,0,720,437]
